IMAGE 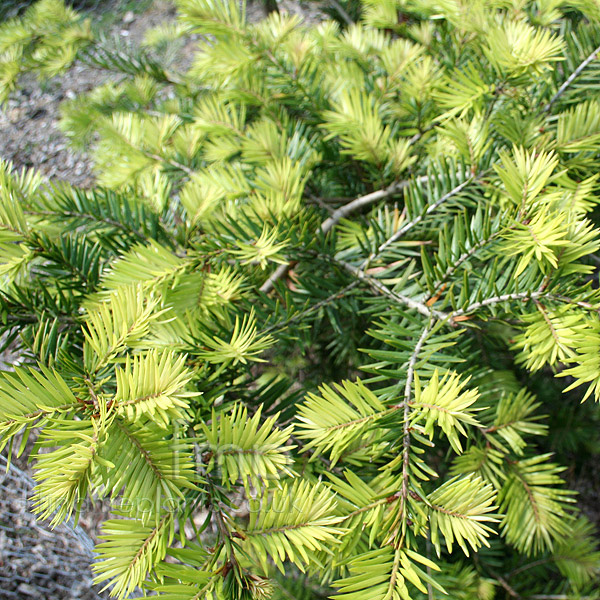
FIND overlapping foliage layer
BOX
[1,0,600,598]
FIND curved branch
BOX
[319,178,419,235]
[260,171,468,294]
[450,292,543,319]
[259,179,419,293]
[372,177,474,260]
[338,259,447,321]
[544,44,600,112]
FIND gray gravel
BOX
[0,1,175,187]
[1,70,99,188]
[0,455,106,600]
[0,0,326,188]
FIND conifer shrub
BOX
[2,0,600,598]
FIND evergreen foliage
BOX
[2,0,600,598]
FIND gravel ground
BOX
[0,0,176,187]
[0,0,326,188]
[0,455,106,600]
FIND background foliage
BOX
[1,0,600,598]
